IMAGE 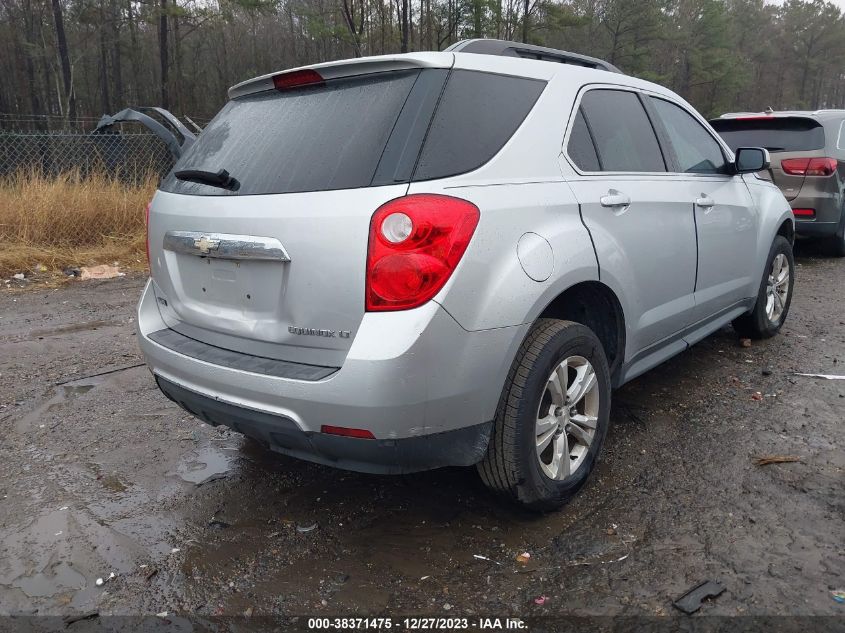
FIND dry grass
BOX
[0,169,156,277]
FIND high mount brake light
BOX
[366,194,480,312]
[781,157,837,177]
[272,69,325,91]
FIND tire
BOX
[732,235,794,339]
[477,319,611,512]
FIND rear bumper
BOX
[791,192,842,237]
[156,375,492,474]
[137,279,526,472]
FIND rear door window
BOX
[161,70,423,196]
[649,97,728,174]
[578,89,666,172]
[412,70,546,181]
[710,117,826,153]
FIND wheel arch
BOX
[536,280,626,386]
[776,216,795,246]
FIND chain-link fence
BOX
[0,131,175,183]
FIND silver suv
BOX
[138,40,795,510]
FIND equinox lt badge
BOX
[289,326,351,339]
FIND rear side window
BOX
[650,98,727,174]
[566,108,601,171]
[710,117,825,153]
[578,89,665,172]
[161,70,421,196]
[412,70,546,181]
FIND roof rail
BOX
[444,39,622,74]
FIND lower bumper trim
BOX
[155,376,492,474]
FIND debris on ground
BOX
[296,523,318,533]
[832,590,845,604]
[740,338,752,348]
[534,596,548,606]
[95,572,116,586]
[608,554,629,563]
[473,554,502,565]
[170,548,180,554]
[208,518,231,530]
[673,580,725,614]
[80,264,125,281]
[12,273,25,280]
[516,552,531,564]
[34,263,47,273]
[762,368,773,376]
[794,372,845,380]
[751,392,763,401]
[753,455,801,466]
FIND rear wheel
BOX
[477,319,611,511]
[732,235,794,339]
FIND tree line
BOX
[1,0,844,131]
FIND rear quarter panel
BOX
[744,175,795,280]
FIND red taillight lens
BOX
[145,202,152,271]
[792,208,815,217]
[272,69,324,91]
[320,425,375,439]
[366,194,480,312]
[781,157,838,177]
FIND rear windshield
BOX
[161,70,421,196]
[710,117,825,153]
[161,68,546,196]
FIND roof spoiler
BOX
[93,107,197,159]
[445,39,622,74]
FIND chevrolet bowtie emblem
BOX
[193,236,220,254]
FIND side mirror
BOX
[734,147,770,174]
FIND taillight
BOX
[792,208,815,218]
[145,202,152,271]
[781,157,838,177]
[366,194,480,312]
[273,69,324,91]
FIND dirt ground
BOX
[1,242,843,627]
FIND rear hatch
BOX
[149,61,451,368]
[710,116,826,200]
[147,55,548,369]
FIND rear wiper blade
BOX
[174,168,240,191]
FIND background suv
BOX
[138,40,795,510]
[711,110,845,255]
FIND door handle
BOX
[600,190,631,208]
[695,195,715,209]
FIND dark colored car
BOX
[711,110,845,255]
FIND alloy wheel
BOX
[535,355,600,480]
[765,253,790,324]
